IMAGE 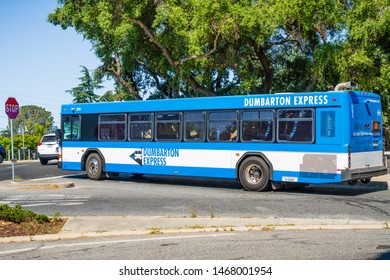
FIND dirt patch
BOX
[17,183,74,190]
[0,218,68,238]
[18,184,60,190]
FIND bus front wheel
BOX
[239,157,270,191]
[86,153,104,180]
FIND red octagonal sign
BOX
[5,97,19,119]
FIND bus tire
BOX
[86,153,104,180]
[361,178,371,184]
[271,181,285,191]
[239,156,270,191]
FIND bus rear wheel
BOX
[239,157,270,191]
[86,153,104,180]
[361,178,371,184]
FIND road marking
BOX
[0,233,236,255]
[0,247,38,256]
[29,173,84,181]
[6,164,29,169]
[0,194,92,207]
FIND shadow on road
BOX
[285,181,389,196]
[64,172,389,197]
[376,251,390,260]
[114,174,243,191]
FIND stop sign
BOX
[5,97,19,119]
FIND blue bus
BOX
[57,86,387,191]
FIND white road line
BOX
[29,174,82,181]
[0,247,39,256]
[0,233,236,255]
[44,233,237,250]
[21,203,57,207]
[6,164,29,169]
[1,194,92,207]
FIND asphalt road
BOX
[0,162,389,221]
[1,161,389,261]
[0,229,389,260]
[0,160,82,181]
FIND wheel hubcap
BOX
[88,158,99,175]
[246,164,262,184]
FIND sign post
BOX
[5,97,19,181]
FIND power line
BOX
[0,89,69,103]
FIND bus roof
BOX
[61,90,380,115]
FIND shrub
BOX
[0,204,51,224]
[35,214,50,224]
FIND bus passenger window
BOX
[129,113,153,141]
[184,111,205,142]
[242,110,274,142]
[156,112,181,141]
[208,111,238,142]
[277,109,314,143]
[98,114,127,141]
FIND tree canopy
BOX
[48,0,390,140]
[12,105,54,136]
[0,105,54,153]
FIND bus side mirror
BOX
[55,129,62,142]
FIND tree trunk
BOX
[251,40,273,94]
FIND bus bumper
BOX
[341,166,388,181]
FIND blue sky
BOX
[0,0,112,130]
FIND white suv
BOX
[37,133,59,165]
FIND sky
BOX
[0,0,113,131]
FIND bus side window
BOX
[129,113,153,141]
[277,109,314,143]
[208,111,238,142]
[184,111,205,142]
[99,114,127,141]
[242,110,274,142]
[156,112,181,141]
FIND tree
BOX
[48,0,350,97]
[48,0,390,145]
[48,0,225,98]
[66,66,102,103]
[12,105,54,136]
[339,0,390,147]
[0,106,53,155]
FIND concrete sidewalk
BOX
[1,174,389,244]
